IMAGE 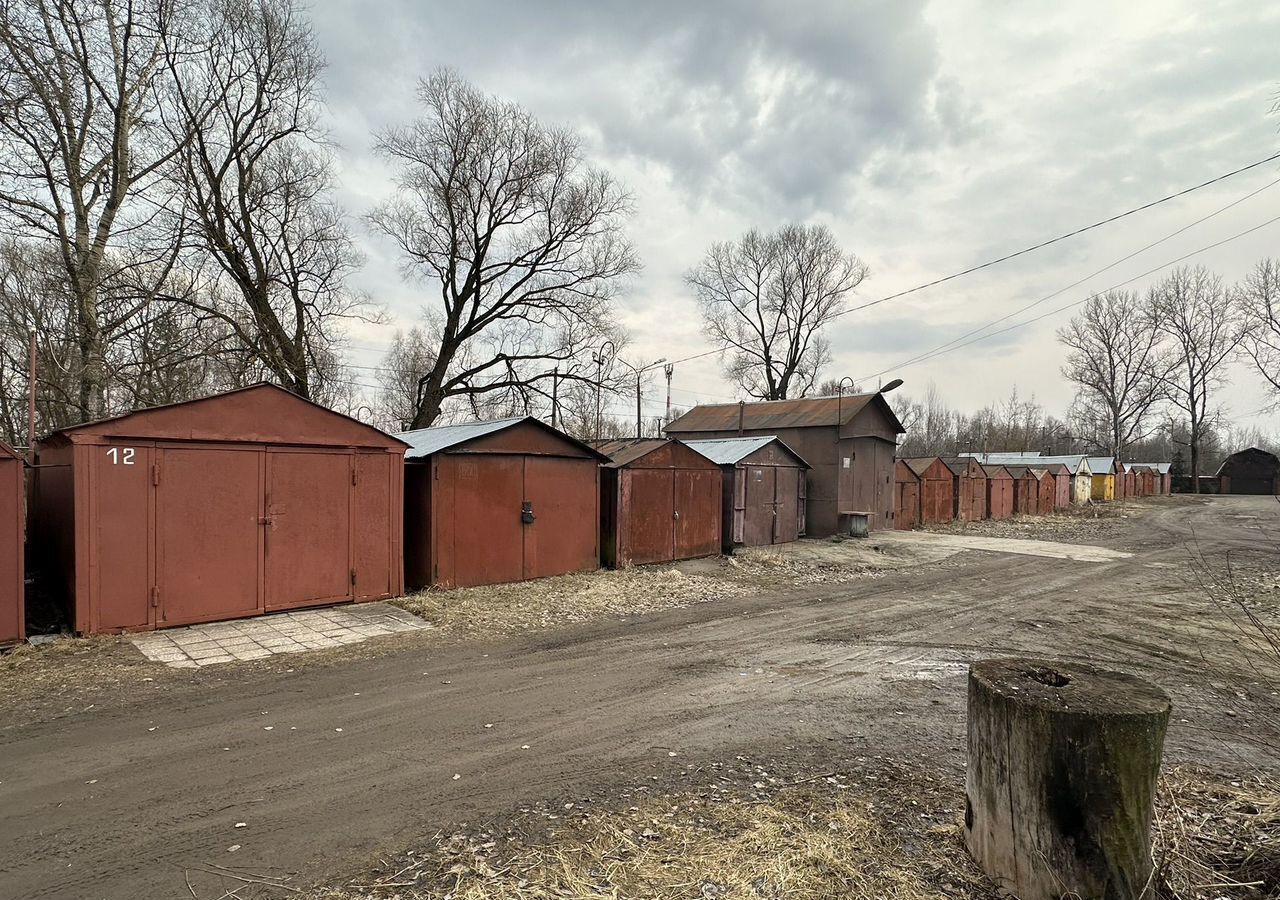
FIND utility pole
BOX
[663,363,673,427]
[551,367,559,430]
[27,333,36,463]
[635,372,642,439]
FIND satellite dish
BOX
[880,378,904,394]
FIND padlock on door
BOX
[521,501,535,524]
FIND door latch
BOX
[521,502,535,524]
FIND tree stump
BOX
[964,658,1171,900]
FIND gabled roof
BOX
[980,463,1012,478]
[1003,465,1034,478]
[0,440,23,462]
[397,416,607,461]
[903,456,948,478]
[1086,457,1117,475]
[939,456,984,476]
[681,435,809,467]
[596,438,669,467]
[666,393,905,434]
[1046,463,1071,476]
[45,382,407,449]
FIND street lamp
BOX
[591,340,616,441]
[616,356,668,439]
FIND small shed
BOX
[598,438,722,568]
[904,457,955,525]
[1217,448,1280,495]
[1,440,23,646]
[982,464,1015,520]
[1046,463,1072,509]
[1005,466,1040,516]
[942,456,987,522]
[1087,457,1117,502]
[1031,467,1056,514]
[34,384,407,635]
[400,417,606,589]
[894,459,921,530]
[682,436,809,551]
[666,394,903,534]
[1149,462,1171,495]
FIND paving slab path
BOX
[0,496,1275,899]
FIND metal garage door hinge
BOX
[351,467,357,486]
[350,568,357,587]
[152,463,161,486]
[150,586,160,608]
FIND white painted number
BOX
[107,447,135,465]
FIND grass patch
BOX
[392,565,756,636]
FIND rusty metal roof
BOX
[597,438,670,468]
[665,394,904,434]
[681,435,809,467]
[903,457,947,478]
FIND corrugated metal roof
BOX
[681,435,808,467]
[666,394,905,434]
[396,416,525,460]
[1086,457,1117,475]
[597,438,670,468]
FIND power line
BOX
[855,211,1280,382]
[875,174,1280,376]
[657,149,1280,371]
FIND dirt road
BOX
[1,496,1276,899]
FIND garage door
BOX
[673,468,720,560]
[438,455,525,588]
[524,457,598,579]
[774,466,800,543]
[157,447,262,626]
[353,453,394,599]
[623,468,674,565]
[266,451,352,611]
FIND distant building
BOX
[1217,447,1280,495]
[666,394,905,534]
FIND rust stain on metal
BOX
[599,440,722,568]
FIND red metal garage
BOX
[1005,466,1040,516]
[943,457,987,522]
[1047,463,1072,509]
[1,441,23,646]
[598,439,722,568]
[1031,467,1056,514]
[401,417,606,589]
[34,384,406,635]
[903,457,954,525]
[983,465,1014,520]
[894,459,920,530]
[683,436,809,551]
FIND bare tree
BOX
[368,69,637,429]
[164,0,369,401]
[686,224,867,401]
[375,327,437,431]
[1148,266,1243,490]
[0,0,208,420]
[1236,258,1280,404]
[1058,289,1170,456]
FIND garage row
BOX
[3,385,823,642]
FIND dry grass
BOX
[1155,768,1280,899]
[393,565,756,636]
[314,759,996,900]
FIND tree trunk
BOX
[965,658,1171,900]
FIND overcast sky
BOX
[310,0,1280,431]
